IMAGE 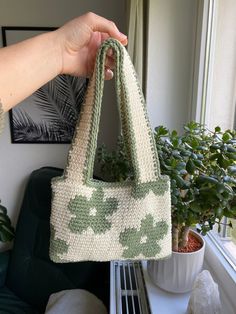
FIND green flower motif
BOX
[131,179,169,199]
[68,187,118,234]
[119,214,168,258]
[50,225,68,261]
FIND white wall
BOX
[0,0,126,235]
[146,0,198,132]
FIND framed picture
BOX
[2,27,87,143]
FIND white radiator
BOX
[110,261,151,314]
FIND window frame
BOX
[204,232,236,312]
[209,228,236,272]
[190,0,218,124]
[193,0,236,301]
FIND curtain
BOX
[127,0,149,94]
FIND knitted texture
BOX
[49,39,172,262]
[0,101,4,135]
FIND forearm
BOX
[0,13,127,112]
[0,31,62,112]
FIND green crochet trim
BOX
[68,187,118,234]
[131,180,169,199]
[50,225,68,261]
[51,174,169,191]
[119,214,168,258]
[0,101,5,135]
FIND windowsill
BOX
[204,233,236,313]
[205,232,236,282]
[142,261,191,314]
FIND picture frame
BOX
[2,26,87,143]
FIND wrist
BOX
[46,30,64,76]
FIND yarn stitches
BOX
[68,187,118,234]
[119,214,168,258]
[49,38,172,262]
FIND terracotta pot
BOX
[147,230,205,293]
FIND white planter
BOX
[147,230,205,293]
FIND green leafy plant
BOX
[13,75,87,142]
[97,122,236,251]
[97,136,134,182]
[0,200,15,242]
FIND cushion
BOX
[45,289,107,314]
[5,167,109,312]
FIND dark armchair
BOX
[0,167,109,314]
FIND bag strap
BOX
[64,38,161,184]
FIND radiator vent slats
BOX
[111,261,150,314]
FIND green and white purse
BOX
[49,38,171,262]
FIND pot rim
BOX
[172,229,205,255]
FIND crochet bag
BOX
[49,38,171,262]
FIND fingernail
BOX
[107,48,113,56]
[106,68,114,79]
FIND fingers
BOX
[104,55,114,80]
[104,50,115,80]
[100,32,110,43]
[107,48,113,57]
[105,55,115,69]
[84,12,128,46]
[105,68,113,80]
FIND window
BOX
[199,0,236,271]
[211,218,236,270]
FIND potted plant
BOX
[0,200,15,244]
[97,122,236,292]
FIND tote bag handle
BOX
[65,39,161,184]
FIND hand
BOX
[55,12,128,80]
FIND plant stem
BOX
[179,226,190,249]
[172,224,179,251]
